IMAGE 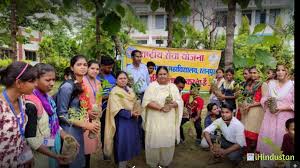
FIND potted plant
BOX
[62,107,86,162]
[262,137,286,168]
[88,80,112,139]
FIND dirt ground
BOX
[89,95,242,168]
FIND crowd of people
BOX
[0,49,295,168]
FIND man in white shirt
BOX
[126,50,150,150]
[203,103,246,164]
[126,50,150,100]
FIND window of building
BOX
[269,9,281,25]
[156,40,163,44]
[25,50,37,61]
[155,15,165,29]
[215,11,227,27]
[255,10,266,24]
[242,10,252,25]
[137,40,147,44]
[0,48,12,59]
[139,15,148,29]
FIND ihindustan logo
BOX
[252,153,294,161]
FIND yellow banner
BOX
[123,45,222,92]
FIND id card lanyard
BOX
[2,90,25,138]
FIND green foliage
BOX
[262,137,283,155]
[76,18,115,60]
[238,16,250,35]
[0,59,12,68]
[43,54,70,81]
[121,5,146,34]
[233,15,294,82]
[172,21,226,50]
[269,16,294,69]
[0,0,73,48]
[37,26,79,80]
[102,12,121,35]
[68,107,87,123]
[252,23,267,34]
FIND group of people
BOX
[0,49,295,168]
[200,65,294,167]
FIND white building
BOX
[0,27,41,61]
[128,0,294,47]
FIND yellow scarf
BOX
[103,86,137,157]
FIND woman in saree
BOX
[257,64,294,167]
[142,66,183,168]
[24,63,72,167]
[104,71,141,168]
[240,66,264,153]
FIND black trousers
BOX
[100,109,106,150]
[180,118,202,141]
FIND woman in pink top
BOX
[83,60,102,168]
[257,64,294,167]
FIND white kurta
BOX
[142,81,183,149]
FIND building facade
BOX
[0,27,41,61]
[128,0,294,47]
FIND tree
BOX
[191,0,220,49]
[0,0,73,60]
[172,21,225,50]
[146,0,191,47]
[222,0,262,69]
[72,0,143,63]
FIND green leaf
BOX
[233,55,248,68]
[115,93,125,98]
[150,0,159,11]
[255,49,277,68]
[252,23,266,34]
[247,35,263,44]
[115,4,125,17]
[262,36,281,45]
[102,12,121,35]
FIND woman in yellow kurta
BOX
[142,66,183,168]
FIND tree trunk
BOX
[10,0,17,61]
[112,35,123,72]
[112,35,124,57]
[95,1,101,63]
[224,0,236,69]
[167,8,174,47]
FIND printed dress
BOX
[0,97,27,168]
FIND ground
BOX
[88,93,253,168]
[49,84,258,168]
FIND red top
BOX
[150,74,156,82]
[253,86,262,102]
[182,93,204,118]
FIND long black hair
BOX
[34,63,55,79]
[0,61,37,88]
[69,55,87,97]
